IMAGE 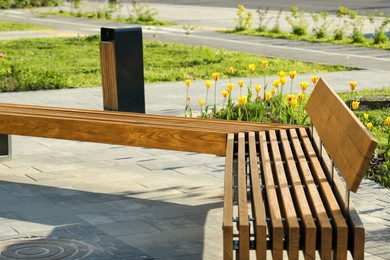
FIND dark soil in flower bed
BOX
[347,96,390,110]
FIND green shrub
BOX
[311,12,330,39]
[0,0,60,8]
[234,4,253,31]
[285,6,309,36]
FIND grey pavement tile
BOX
[0,212,26,224]
[0,224,18,237]
[96,221,160,237]
[78,214,116,226]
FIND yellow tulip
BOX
[287,94,294,103]
[227,66,234,74]
[265,92,271,101]
[238,95,247,105]
[248,64,256,73]
[222,90,229,98]
[311,76,318,85]
[272,79,281,88]
[278,70,286,77]
[290,99,297,108]
[255,85,261,93]
[185,79,191,87]
[289,71,297,79]
[261,60,268,68]
[280,76,287,85]
[385,117,390,126]
[300,81,309,91]
[271,88,276,95]
[364,113,369,120]
[351,100,360,110]
[350,81,357,91]
[227,83,234,91]
[212,72,219,81]
[199,99,205,106]
[239,80,245,88]
[297,93,304,101]
[205,80,212,88]
[367,122,373,130]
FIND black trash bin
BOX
[100,27,145,113]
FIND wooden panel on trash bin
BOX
[100,42,118,111]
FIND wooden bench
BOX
[0,78,376,259]
[223,78,377,259]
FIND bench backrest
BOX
[306,78,377,192]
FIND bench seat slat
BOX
[0,103,295,134]
[238,133,250,259]
[0,112,228,155]
[223,134,234,260]
[247,132,267,259]
[258,131,284,260]
[310,127,365,259]
[289,128,333,260]
[280,130,317,259]
[298,128,348,259]
[268,130,300,260]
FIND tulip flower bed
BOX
[183,63,390,188]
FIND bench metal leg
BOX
[0,134,11,162]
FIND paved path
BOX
[0,3,389,259]
[147,0,390,15]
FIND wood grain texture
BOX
[247,132,267,259]
[258,131,284,260]
[298,128,348,260]
[268,130,300,260]
[289,128,332,260]
[280,129,317,260]
[306,78,377,192]
[309,127,365,260]
[0,103,298,136]
[223,134,234,260]
[100,42,118,111]
[237,133,250,259]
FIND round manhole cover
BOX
[0,237,94,259]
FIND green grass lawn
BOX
[0,21,51,31]
[0,35,349,91]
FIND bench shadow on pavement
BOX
[0,180,223,259]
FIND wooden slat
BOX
[0,111,228,155]
[298,128,348,260]
[309,127,365,259]
[289,128,332,260]
[223,133,234,260]
[0,103,299,134]
[100,42,118,111]
[258,131,283,260]
[268,130,300,260]
[247,132,267,259]
[237,133,249,259]
[306,78,377,192]
[279,129,317,259]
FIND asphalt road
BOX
[147,0,390,15]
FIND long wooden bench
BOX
[223,78,377,259]
[0,78,376,259]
